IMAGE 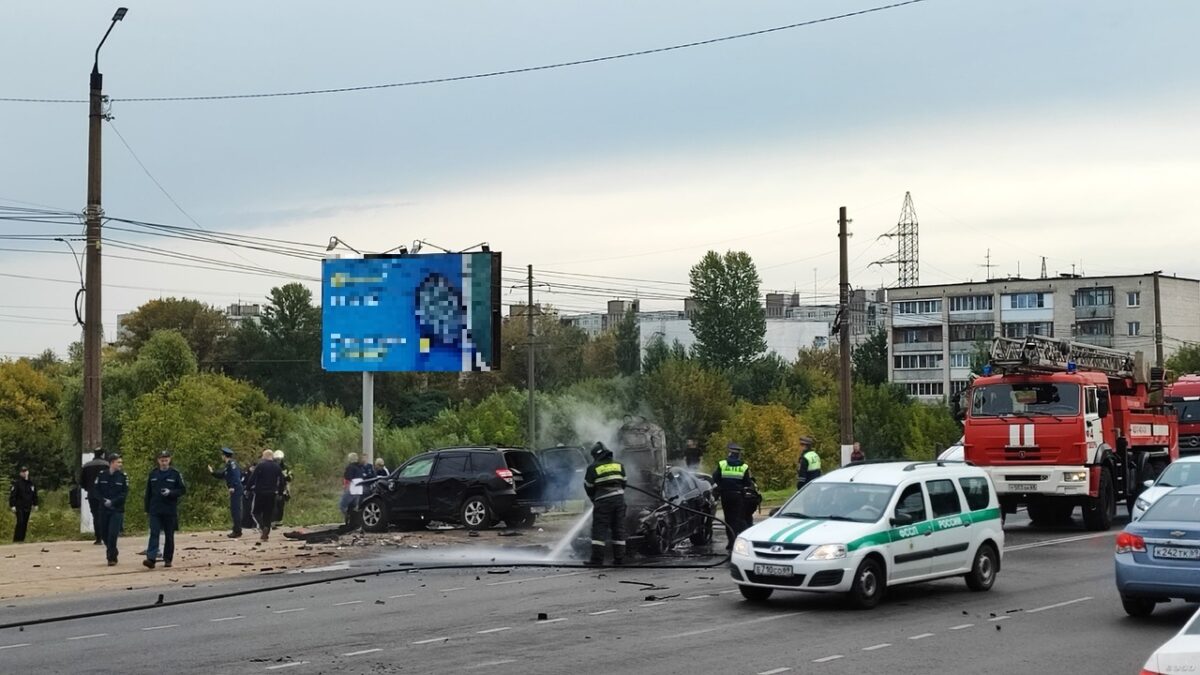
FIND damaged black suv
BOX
[357,447,552,531]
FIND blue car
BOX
[1115,484,1200,617]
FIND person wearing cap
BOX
[271,449,291,526]
[582,442,627,566]
[209,448,243,538]
[80,448,109,545]
[712,443,754,550]
[9,466,38,542]
[93,454,128,566]
[143,450,187,569]
[797,436,822,489]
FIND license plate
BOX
[1155,546,1200,560]
[1008,483,1036,492]
[753,563,793,577]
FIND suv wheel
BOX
[507,509,538,529]
[360,499,389,533]
[460,495,494,529]
[847,557,885,609]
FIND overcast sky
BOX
[1,0,1198,357]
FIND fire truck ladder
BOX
[989,335,1135,377]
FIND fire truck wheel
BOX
[1083,466,1115,531]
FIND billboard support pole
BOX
[362,371,374,463]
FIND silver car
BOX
[1132,456,1200,520]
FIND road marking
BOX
[412,637,451,645]
[988,616,1010,622]
[141,624,179,631]
[813,655,844,663]
[211,616,244,622]
[487,571,581,586]
[589,609,618,616]
[67,634,107,641]
[718,589,740,594]
[264,662,308,671]
[538,618,568,624]
[273,608,306,614]
[1006,533,1112,552]
[476,627,512,634]
[660,611,805,640]
[334,600,363,606]
[686,595,712,600]
[908,633,935,640]
[862,643,891,651]
[467,660,517,669]
[949,624,974,630]
[759,668,792,674]
[0,644,31,651]
[1027,596,1093,614]
[440,587,466,592]
[341,648,382,656]
[389,593,415,599]
[641,601,667,608]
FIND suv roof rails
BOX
[902,460,977,471]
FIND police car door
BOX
[924,478,971,574]
[887,482,935,582]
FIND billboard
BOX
[321,252,501,372]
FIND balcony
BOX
[1075,305,1115,320]
[1075,334,1114,348]
[893,341,943,353]
[891,369,945,383]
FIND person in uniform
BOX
[712,443,754,550]
[80,448,109,545]
[209,447,243,538]
[271,450,291,526]
[799,436,822,487]
[94,453,128,566]
[9,466,38,542]
[582,442,627,566]
[144,450,186,569]
[248,450,285,541]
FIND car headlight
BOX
[1134,498,1151,512]
[733,537,752,556]
[806,544,847,561]
[1063,471,1088,483]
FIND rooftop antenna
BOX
[979,249,996,280]
[1040,256,1048,279]
[870,191,920,287]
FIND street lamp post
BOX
[82,7,127,472]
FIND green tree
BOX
[0,359,68,488]
[219,284,327,406]
[1167,343,1200,377]
[582,332,619,380]
[116,297,229,364]
[728,353,788,404]
[642,334,671,374]
[706,402,811,489]
[614,308,641,376]
[499,312,587,393]
[852,329,888,386]
[644,359,734,452]
[688,251,766,369]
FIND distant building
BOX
[225,302,261,327]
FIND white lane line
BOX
[908,633,935,641]
[341,648,382,657]
[467,660,517,669]
[440,587,466,592]
[412,637,452,645]
[141,624,179,631]
[988,616,1011,622]
[334,600,363,606]
[862,643,891,651]
[538,618,568,624]
[641,601,667,608]
[1006,532,1112,552]
[1027,596,1093,614]
[813,655,844,663]
[487,571,582,586]
[66,634,107,641]
[389,593,415,599]
[477,627,512,634]
[265,662,308,671]
[686,595,712,600]
[949,624,974,631]
[273,608,306,614]
[718,589,740,594]
[759,668,792,674]
[589,609,618,616]
[660,611,805,640]
[211,616,243,622]
[0,643,31,651]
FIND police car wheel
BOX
[739,585,773,602]
[848,558,885,609]
[965,543,998,592]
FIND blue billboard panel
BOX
[321,252,501,372]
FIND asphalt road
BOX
[0,512,1193,675]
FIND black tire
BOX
[359,499,389,533]
[847,557,886,609]
[1026,501,1051,525]
[1121,595,1156,617]
[1083,466,1115,531]
[739,585,773,602]
[459,494,494,530]
[689,512,714,546]
[643,516,672,555]
[507,509,538,529]
[965,543,999,592]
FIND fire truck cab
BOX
[1165,374,1200,457]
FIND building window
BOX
[1005,293,1047,309]
[1002,322,1054,338]
[1073,287,1114,308]
[1128,321,1141,336]
[899,327,941,344]
[949,352,972,368]
[895,300,942,315]
[894,354,944,369]
[951,380,971,395]
[1127,291,1141,307]
[948,295,994,312]
[1076,321,1113,336]
[949,323,994,342]
[905,382,944,397]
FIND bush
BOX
[706,402,812,490]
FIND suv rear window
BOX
[958,477,991,511]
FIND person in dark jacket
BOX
[850,442,865,463]
[241,461,257,530]
[208,447,243,538]
[339,453,360,517]
[712,443,754,550]
[9,466,38,542]
[271,450,291,526]
[582,442,627,566]
[143,450,186,570]
[80,449,108,545]
[93,454,128,566]
[248,450,285,541]
[683,438,702,470]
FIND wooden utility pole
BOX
[527,264,536,449]
[838,207,854,467]
[1152,271,1164,370]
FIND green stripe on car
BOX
[768,520,812,542]
[847,507,1001,552]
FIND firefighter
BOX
[713,443,754,550]
[796,436,822,489]
[583,442,627,566]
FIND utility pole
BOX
[838,207,854,467]
[1152,271,1164,369]
[527,264,536,449]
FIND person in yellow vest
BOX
[583,442,627,566]
[796,436,822,489]
[713,443,754,551]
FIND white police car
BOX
[729,461,1004,608]
[1131,455,1200,520]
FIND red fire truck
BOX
[960,336,1178,531]
[1165,374,1200,457]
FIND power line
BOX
[0,1,931,105]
